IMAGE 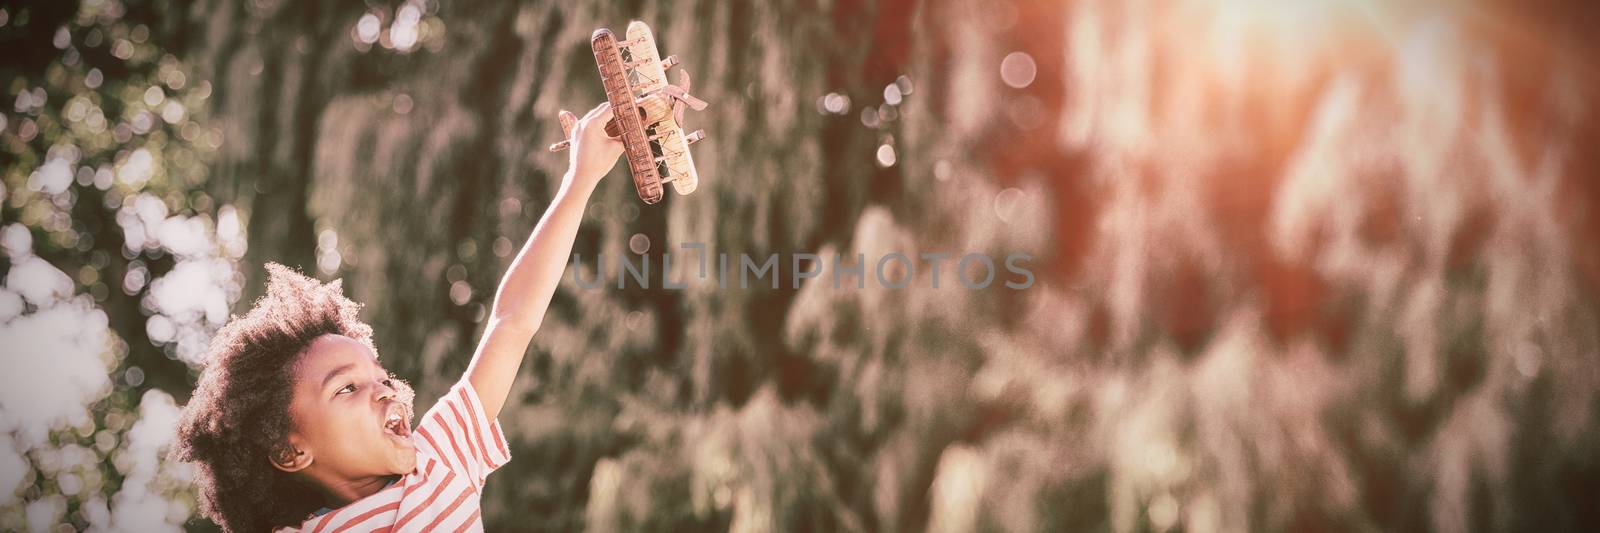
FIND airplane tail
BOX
[547,110,580,152]
[558,110,577,139]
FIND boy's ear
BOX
[270,443,313,473]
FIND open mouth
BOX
[381,406,411,439]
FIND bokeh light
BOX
[999,51,1036,89]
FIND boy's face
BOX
[281,334,416,482]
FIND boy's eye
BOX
[337,383,356,395]
[382,379,393,388]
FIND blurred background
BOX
[3,0,1599,531]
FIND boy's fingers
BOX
[582,101,609,122]
[592,105,614,127]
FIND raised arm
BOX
[466,102,622,420]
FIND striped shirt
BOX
[278,380,512,532]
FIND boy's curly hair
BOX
[172,263,410,532]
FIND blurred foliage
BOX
[1,0,232,530]
[5,0,1600,532]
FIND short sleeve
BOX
[411,379,512,488]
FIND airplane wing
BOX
[592,27,665,204]
[622,22,669,96]
[623,22,699,195]
[648,121,699,195]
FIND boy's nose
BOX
[375,380,396,402]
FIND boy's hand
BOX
[563,102,624,188]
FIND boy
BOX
[173,103,622,532]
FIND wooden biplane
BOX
[549,21,708,204]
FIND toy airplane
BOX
[549,21,709,204]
